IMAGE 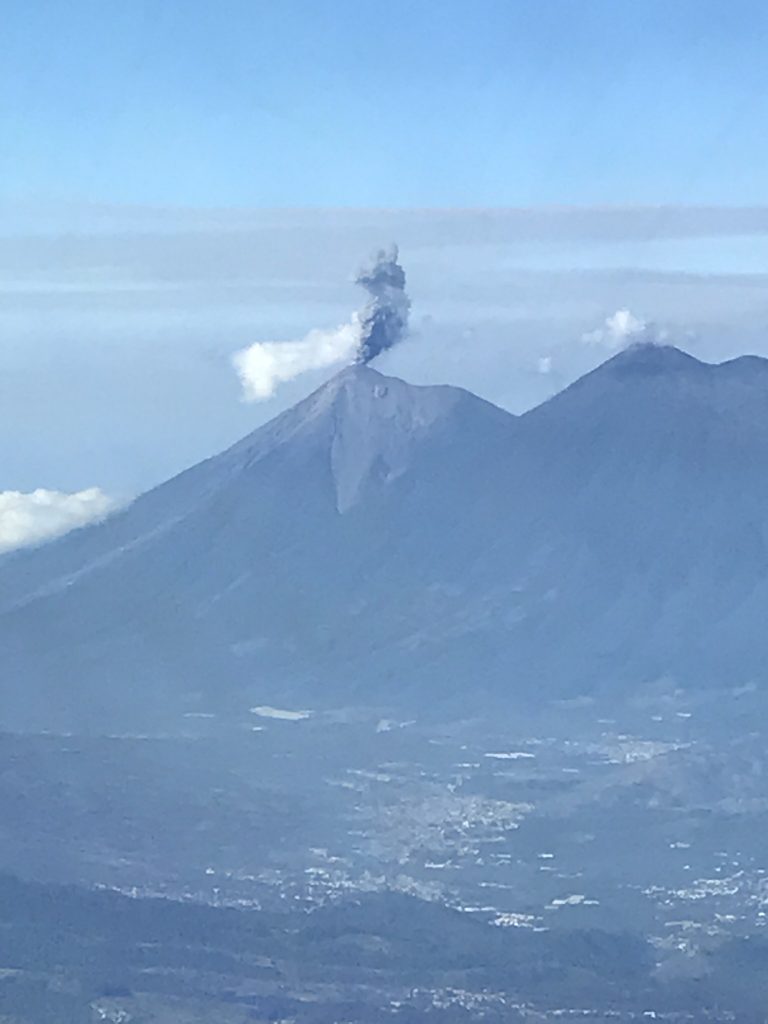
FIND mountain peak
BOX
[522,342,718,435]
[314,366,468,512]
[292,362,465,434]
[225,364,483,514]
[314,360,385,393]
[602,342,706,378]
[716,353,768,380]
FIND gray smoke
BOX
[233,245,411,401]
[354,245,411,364]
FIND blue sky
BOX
[3,0,768,207]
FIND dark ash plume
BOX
[233,245,412,401]
[354,245,411,364]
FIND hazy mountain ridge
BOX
[2,344,768,730]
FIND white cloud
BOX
[0,488,116,553]
[582,308,665,350]
[232,318,361,401]
[537,355,553,374]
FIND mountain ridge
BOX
[2,344,768,731]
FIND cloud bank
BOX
[0,488,116,553]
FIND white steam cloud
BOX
[0,487,116,553]
[233,246,410,401]
[233,320,361,401]
[582,309,666,349]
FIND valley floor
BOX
[1,685,766,1022]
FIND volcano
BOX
[3,346,768,731]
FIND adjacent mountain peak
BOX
[520,341,768,450]
[716,353,768,380]
[601,342,706,378]
[602,344,768,384]
[567,344,768,410]
[525,343,707,422]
